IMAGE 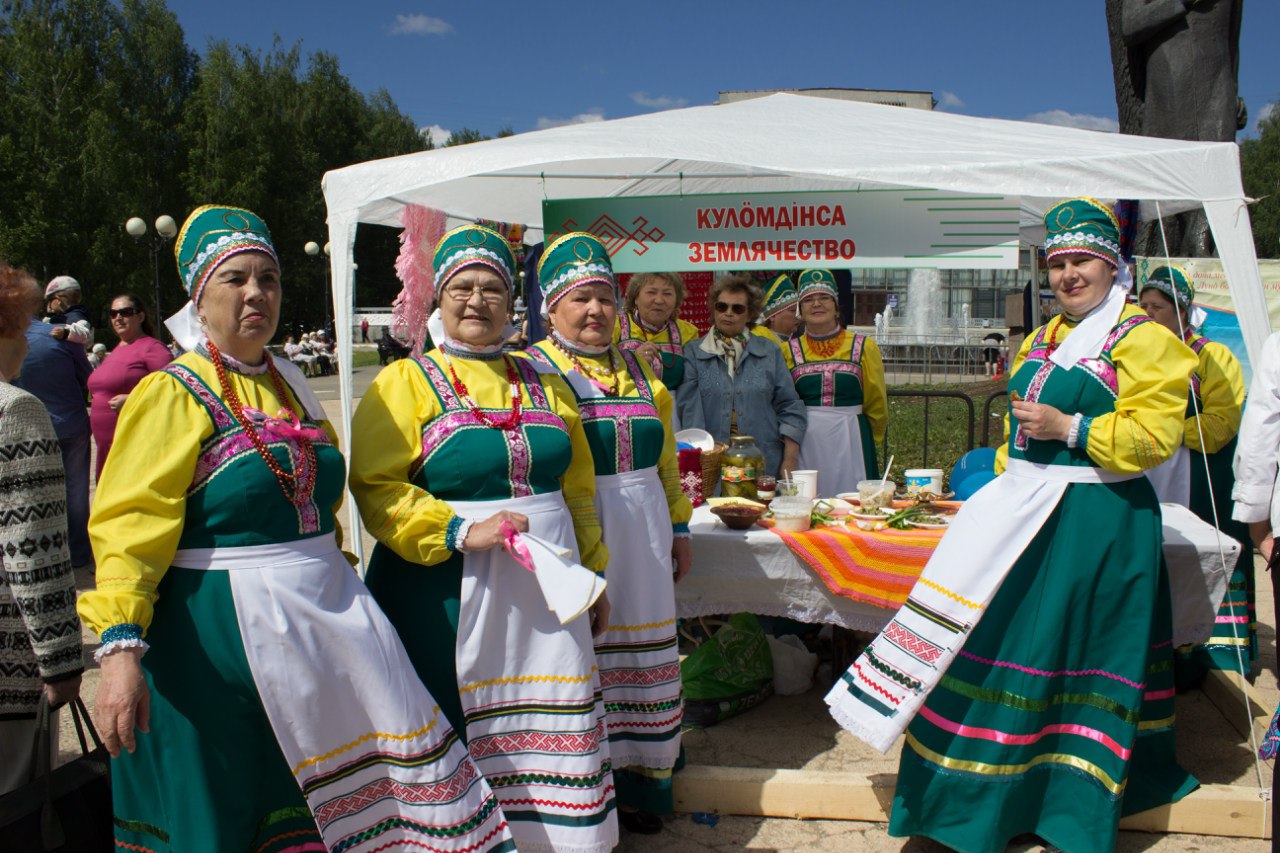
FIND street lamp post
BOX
[304,240,332,335]
[125,214,178,341]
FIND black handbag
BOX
[0,696,113,851]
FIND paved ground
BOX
[64,362,1274,851]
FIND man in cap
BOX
[43,276,92,347]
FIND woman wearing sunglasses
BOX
[86,294,171,479]
[678,272,806,478]
[783,269,887,495]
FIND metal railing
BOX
[879,389,976,471]
[876,335,1009,385]
[981,390,1010,447]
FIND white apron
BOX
[825,459,1141,753]
[797,405,866,496]
[1145,444,1192,507]
[450,490,618,853]
[594,467,683,770]
[172,533,514,852]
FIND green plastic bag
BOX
[680,613,774,728]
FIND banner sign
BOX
[543,190,1020,272]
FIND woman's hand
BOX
[589,590,611,637]
[43,674,82,710]
[1011,400,1073,443]
[95,648,150,757]
[780,437,801,478]
[1249,521,1274,562]
[633,342,663,374]
[109,394,129,412]
[672,537,692,583]
[462,511,529,551]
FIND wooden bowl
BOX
[710,504,765,530]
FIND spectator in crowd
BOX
[43,275,92,347]
[360,316,370,342]
[88,343,108,369]
[0,264,83,796]
[14,308,92,569]
[86,294,171,480]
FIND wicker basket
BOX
[699,442,728,500]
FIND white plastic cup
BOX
[904,468,944,496]
[791,469,818,500]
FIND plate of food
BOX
[906,515,953,529]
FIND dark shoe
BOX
[618,809,663,835]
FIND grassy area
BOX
[352,349,380,368]
[879,378,1008,484]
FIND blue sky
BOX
[169,1,1279,143]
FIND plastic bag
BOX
[766,634,818,695]
[680,613,774,728]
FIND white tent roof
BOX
[322,93,1267,549]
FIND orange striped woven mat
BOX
[764,521,944,610]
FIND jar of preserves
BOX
[721,435,764,499]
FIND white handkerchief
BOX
[505,529,607,624]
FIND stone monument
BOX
[1106,0,1246,257]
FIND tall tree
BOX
[1242,105,1280,259]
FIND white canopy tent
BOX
[322,93,1267,543]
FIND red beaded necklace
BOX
[442,351,524,430]
[207,340,317,506]
[806,328,846,359]
[1044,316,1067,354]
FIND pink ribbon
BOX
[243,407,327,443]
[500,520,537,573]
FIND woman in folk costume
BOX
[827,198,1199,853]
[751,273,801,351]
[528,233,690,834]
[614,271,700,396]
[1137,265,1254,681]
[783,269,887,496]
[349,224,617,853]
[79,206,513,853]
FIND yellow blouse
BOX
[996,305,1197,474]
[613,316,700,349]
[77,354,343,636]
[781,331,889,444]
[348,352,607,573]
[1186,338,1244,454]
[751,325,788,354]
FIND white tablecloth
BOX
[679,503,1237,646]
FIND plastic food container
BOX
[905,468,944,496]
[857,479,896,510]
[771,496,812,532]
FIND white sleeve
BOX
[1232,332,1280,525]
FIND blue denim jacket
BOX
[676,333,807,477]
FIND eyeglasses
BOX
[108,307,140,318]
[714,301,748,315]
[444,283,508,305]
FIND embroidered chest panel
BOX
[164,364,335,538]
[1011,315,1148,454]
[413,356,569,499]
[617,314,686,357]
[789,333,866,407]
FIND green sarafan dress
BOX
[1174,332,1256,682]
[890,306,1199,853]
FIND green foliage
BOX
[1242,104,1280,259]
[444,127,489,147]
[0,0,432,335]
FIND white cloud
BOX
[936,91,964,111]
[535,111,606,130]
[631,92,688,110]
[390,13,452,36]
[1255,101,1277,132]
[1022,110,1119,133]
[420,124,451,145]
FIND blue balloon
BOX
[954,470,996,500]
[950,447,997,492]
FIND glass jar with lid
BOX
[721,435,764,499]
